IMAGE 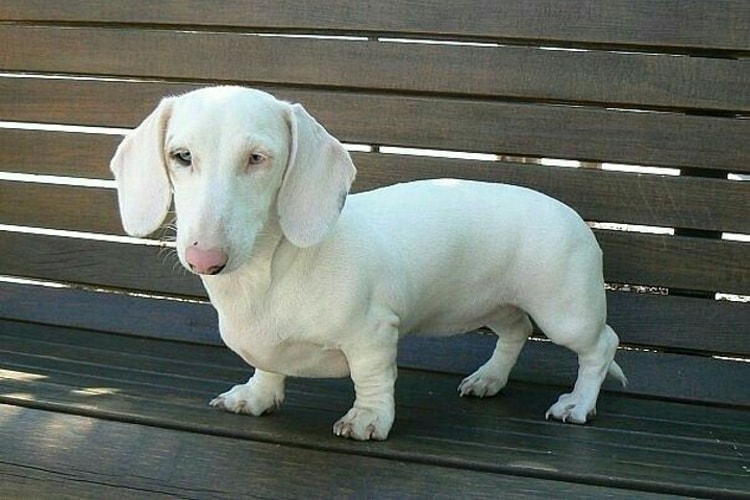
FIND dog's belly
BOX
[407,315,488,337]
[399,290,509,338]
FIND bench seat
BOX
[2,319,748,498]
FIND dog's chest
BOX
[219,314,349,378]
[208,283,350,378]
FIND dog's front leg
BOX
[210,369,286,415]
[333,326,399,441]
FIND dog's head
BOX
[110,86,356,275]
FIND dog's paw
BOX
[458,369,506,398]
[333,407,393,441]
[209,382,283,416]
[545,393,595,424]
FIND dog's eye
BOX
[248,152,266,166]
[171,149,192,167]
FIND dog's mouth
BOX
[190,262,226,275]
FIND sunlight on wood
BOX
[70,387,121,397]
[0,368,49,382]
[0,392,37,401]
[602,163,680,176]
[380,146,498,161]
[588,222,674,235]
[0,171,116,188]
[0,224,168,246]
[0,119,128,136]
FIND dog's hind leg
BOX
[458,305,532,398]
[545,323,622,423]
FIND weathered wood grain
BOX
[1,0,748,52]
[0,182,122,235]
[0,129,121,178]
[1,25,747,112]
[2,228,747,297]
[3,155,749,234]
[2,78,747,172]
[1,279,748,356]
[4,404,632,500]
[1,321,747,497]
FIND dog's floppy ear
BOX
[278,103,356,247]
[110,98,174,237]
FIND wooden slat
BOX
[2,228,748,302]
[2,280,747,355]
[2,317,747,409]
[3,315,749,421]
[4,130,750,235]
[600,231,749,296]
[0,182,122,235]
[3,155,749,234]
[0,129,121,178]
[3,405,618,499]
[3,315,748,412]
[2,78,748,172]
[607,292,749,355]
[3,326,747,410]
[1,25,747,112]
[398,334,750,407]
[306,94,750,173]
[0,281,220,345]
[1,0,748,52]
[0,232,204,297]
[353,154,750,234]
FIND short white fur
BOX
[111,86,626,441]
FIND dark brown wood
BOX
[399,334,750,407]
[2,317,746,409]
[307,93,750,173]
[599,231,750,296]
[0,181,122,235]
[1,25,747,112]
[4,405,625,499]
[1,0,748,52]
[1,229,747,298]
[353,154,750,234]
[0,231,205,297]
[0,129,121,178]
[1,321,748,497]
[2,280,747,356]
[4,151,749,234]
[0,281,220,345]
[606,292,750,355]
[4,327,748,413]
[2,77,748,172]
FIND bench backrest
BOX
[1,1,748,406]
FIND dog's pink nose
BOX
[185,246,228,275]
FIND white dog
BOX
[111,86,626,440]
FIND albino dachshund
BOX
[110,86,626,441]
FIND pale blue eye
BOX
[249,152,266,165]
[171,149,192,166]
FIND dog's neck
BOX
[199,212,298,307]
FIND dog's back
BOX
[340,179,604,336]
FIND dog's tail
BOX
[608,360,628,388]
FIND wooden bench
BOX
[1,1,748,497]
